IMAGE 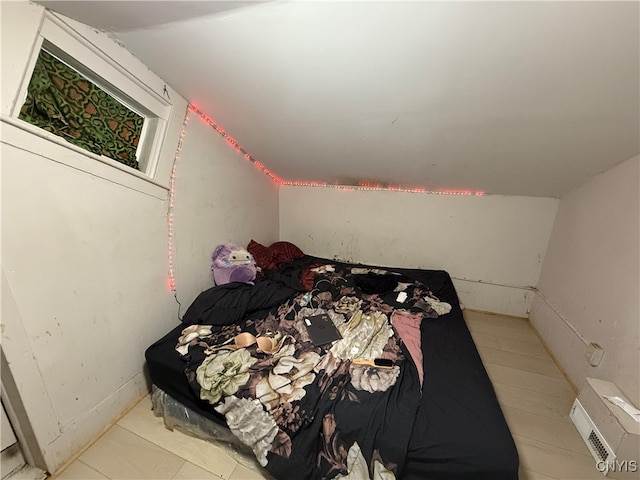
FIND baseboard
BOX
[451,278,534,318]
[43,371,149,473]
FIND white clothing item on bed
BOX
[394,282,412,292]
[334,296,363,315]
[334,442,395,480]
[350,267,400,276]
[311,264,335,273]
[175,325,213,355]
[423,297,452,315]
[330,311,393,360]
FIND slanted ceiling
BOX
[39,1,639,197]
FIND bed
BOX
[145,253,519,479]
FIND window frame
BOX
[11,12,173,184]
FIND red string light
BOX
[167,106,191,292]
[189,106,284,184]
[277,182,483,195]
[188,103,485,196]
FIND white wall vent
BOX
[573,378,640,479]
[571,399,616,465]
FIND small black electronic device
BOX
[304,313,342,346]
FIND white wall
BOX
[172,112,279,308]
[0,2,278,473]
[280,186,558,316]
[529,155,639,401]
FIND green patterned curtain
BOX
[19,50,144,169]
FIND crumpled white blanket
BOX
[214,396,278,466]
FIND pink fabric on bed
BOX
[391,310,424,385]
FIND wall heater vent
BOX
[589,430,611,462]
[571,399,616,466]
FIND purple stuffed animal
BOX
[211,243,257,285]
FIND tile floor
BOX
[50,395,269,480]
[50,310,603,480]
[467,311,603,480]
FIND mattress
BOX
[145,256,518,479]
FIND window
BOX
[19,48,144,170]
[12,12,173,183]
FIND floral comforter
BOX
[179,260,447,480]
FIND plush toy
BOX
[211,243,256,285]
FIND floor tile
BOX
[466,310,531,330]
[494,335,551,359]
[474,325,541,344]
[492,382,574,423]
[518,468,558,480]
[502,405,591,456]
[117,396,237,479]
[514,434,601,480]
[477,345,565,378]
[484,363,575,399]
[172,461,221,479]
[466,317,541,343]
[53,460,109,479]
[229,463,272,480]
[468,331,501,349]
[79,425,184,479]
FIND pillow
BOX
[247,240,304,270]
[211,243,256,285]
[247,240,273,270]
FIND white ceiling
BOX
[39,1,639,197]
[37,1,268,31]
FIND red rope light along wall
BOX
[168,104,486,290]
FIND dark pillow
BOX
[247,240,304,270]
[247,240,273,270]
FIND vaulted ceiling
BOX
[38,1,639,197]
